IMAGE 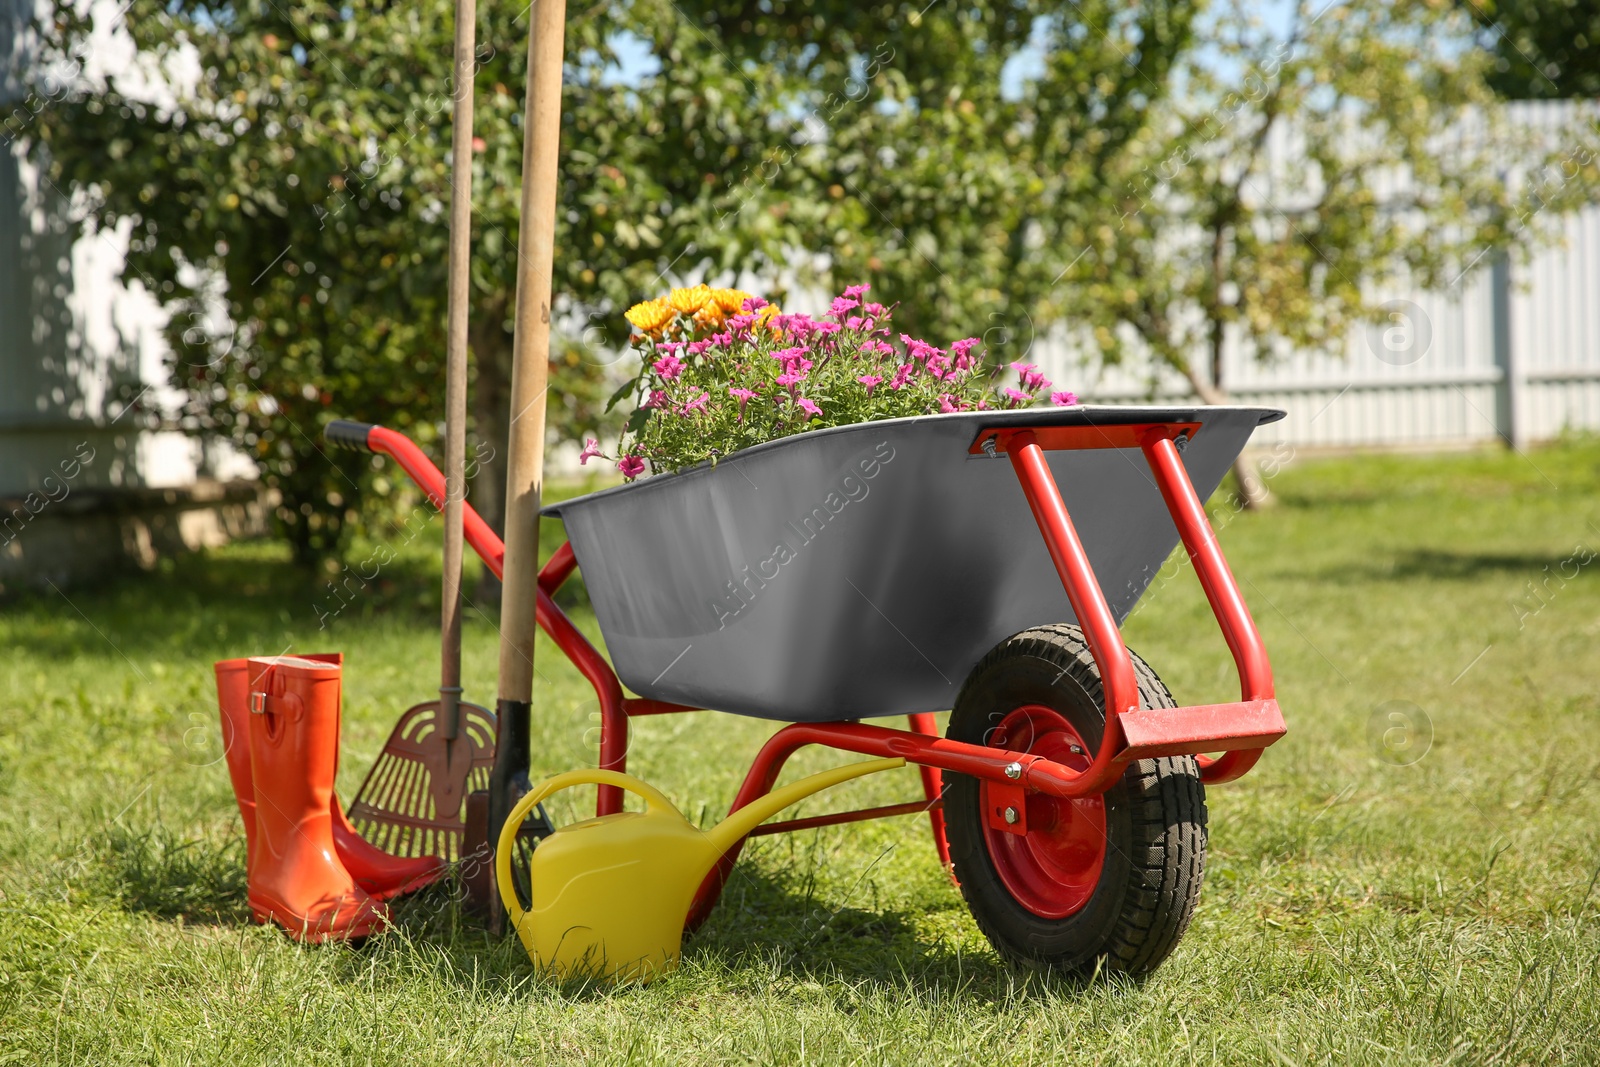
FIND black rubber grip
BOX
[324,420,376,452]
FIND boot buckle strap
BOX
[250,690,304,719]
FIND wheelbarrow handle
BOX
[325,421,509,580]
[324,419,377,452]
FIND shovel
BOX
[474,0,568,934]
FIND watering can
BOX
[495,757,905,981]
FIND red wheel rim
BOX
[981,705,1107,919]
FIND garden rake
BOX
[343,0,494,865]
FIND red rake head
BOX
[347,700,496,862]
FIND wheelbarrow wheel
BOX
[945,623,1206,977]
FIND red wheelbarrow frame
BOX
[353,417,1284,911]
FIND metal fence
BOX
[1036,103,1600,450]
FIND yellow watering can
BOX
[495,757,904,982]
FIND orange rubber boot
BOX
[214,658,443,901]
[245,656,387,941]
[329,801,444,901]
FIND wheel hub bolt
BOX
[1004,761,1023,779]
[1003,806,1019,824]
[1069,744,1083,755]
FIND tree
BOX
[1056,0,1600,506]
[27,0,796,564]
[691,0,1199,352]
[28,0,1207,561]
[1460,0,1600,99]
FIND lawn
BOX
[3,440,1599,1065]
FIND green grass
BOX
[3,441,1600,1065]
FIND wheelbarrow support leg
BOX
[907,713,951,873]
[1140,432,1275,782]
[1005,431,1137,794]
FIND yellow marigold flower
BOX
[668,284,712,315]
[711,287,754,314]
[624,297,674,336]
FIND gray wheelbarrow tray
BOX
[544,404,1284,723]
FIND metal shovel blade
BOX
[347,700,496,861]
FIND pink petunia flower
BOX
[655,341,683,355]
[889,363,915,390]
[653,354,685,380]
[938,394,960,414]
[796,397,822,418]
[741,296,769,312]
[727,313,756,332]
[776,371,806,390]
[642,388,669,409]
[949,337,980,369]
[925,354,952,379]
[687,340,713,356]
[618,454,646,480]
[728,386,757,419]
[770,346,809,363]
[903,336,944,363]
[777,314,817,338]
[828,296,859,319]
[1009,361,1050,393]
[680,391,710,415]
[1051,390,1080,407]
[1002,386,1030,407]
[578,438,604,465]
[845,316,866,331]
[857,374,883,394]
[842,283,870,300]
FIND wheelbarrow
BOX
[325,402,1287,975]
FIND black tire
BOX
[945,624,1207,977]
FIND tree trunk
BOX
[1182,365,1275,510]
[469,304,514,603]
[1196,211,1272,510]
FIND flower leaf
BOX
[605,376,641,413]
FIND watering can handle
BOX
[494,768,679,934]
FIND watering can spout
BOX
[703,757,905,855]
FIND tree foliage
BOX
[29,0,795,562]
[28,0,1203,563]
[1057,0,1600,503]
[26,0,1596,543]
[704,0,1198,346]
[1460,0,1600,100]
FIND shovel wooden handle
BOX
[487,0,567,937]
[497,0,566,704]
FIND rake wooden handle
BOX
[441,0,477,740]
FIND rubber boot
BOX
[215,658,444,901]
[244,655,387,941]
